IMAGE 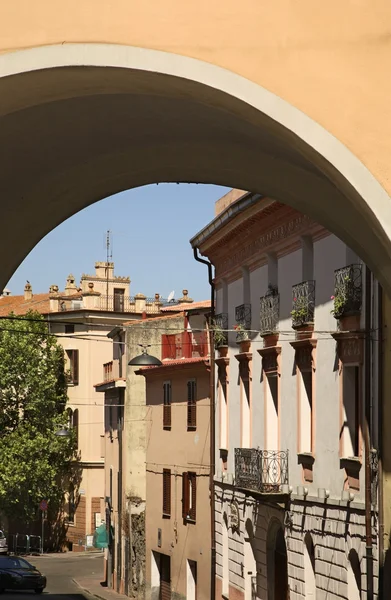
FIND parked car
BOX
[0,533,7,556]
[0,555,46,594]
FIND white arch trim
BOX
[0,43,390,233]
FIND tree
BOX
[0,311,78,525]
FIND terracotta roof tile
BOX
[138,356,209,375]
[123,313,185,326]
[161,300,211,312]
[0,293,50,317]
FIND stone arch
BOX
[304,532,316,600]
[347,549,362,600]
[267,519,288,600]
[0,45,391,292]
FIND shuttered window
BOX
[187,380,197,430]
[182,471,196,523]
[163,469,171,518]
[66,349,79,385]
[163,381,171,429]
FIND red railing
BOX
[161,332,208,360]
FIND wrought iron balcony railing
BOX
[259,287,280,335]
[213,313,229,348]
[291,280,315,327]
[332,264,362,319]
[235,304,251,342]
[234,448,289,493]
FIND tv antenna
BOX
[106,230,113,309]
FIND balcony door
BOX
[114,288,125,312]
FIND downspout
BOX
[378,283,384,598]
[364,265,374,600]
[193,247,216,600]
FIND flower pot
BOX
[239,339,251,353]
[262,332,279,348]
[293,323,314,340]
[339,314,360,332]
[217,345,229,358]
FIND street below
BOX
[1,553,104,599]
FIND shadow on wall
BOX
[383,542,391,597]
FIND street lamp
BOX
[128,344,162,367]
[54,426,71,437]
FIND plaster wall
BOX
[144,366,211,600]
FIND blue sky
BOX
[6,184,229,301]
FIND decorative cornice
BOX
[290,338,317,371]
[257,345,281,375]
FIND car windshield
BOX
[0,557,33,569]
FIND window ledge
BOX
[163,426,171,431]
[297,452,315,465]
[187,426,197,432]
[162,514,171,520]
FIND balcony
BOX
[332,264,362,319]
[213,313,228,348]
[235,304,251,342]
[98,294,165,314]
[234,448,289,494]
[291,280,315,328]
[259,287,280,335]
[161,331,208,360]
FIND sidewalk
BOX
[74,573,129,600]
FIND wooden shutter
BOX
[189,472,196,522]
[182,472,189,519]
[187,380,196,430]
[163,382,171,429]
[162,469,171,517]
[73,350,79,385]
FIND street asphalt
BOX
[1,553,104,599]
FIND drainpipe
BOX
[193,247,216,600]
[377,282,384,598]
[364,265,374,600]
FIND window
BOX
[114,288,125,312]
[162,469,171,518]
[299,370,313,454]
[182,472,196,522]
[187,560,197,600]
[163,381,171,429]
[240,361,251,448]
[342,365,360,457]
[265,374,278,450]
[187,380,197,430]
[68,488,76,524]
[219,365,228,451]
[65,349,79,385]
[65,323,75,334]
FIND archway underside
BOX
[1,61,391,292]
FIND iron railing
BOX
[333,264,362,319]
[291,280,315,327]
[259,287,280,334]
[234,448,289,493]
[98,295,164,313]
[213,313,229,347]
[235,304,251,342]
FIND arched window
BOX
[347,549,361,600]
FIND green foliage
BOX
[330,275,351,318]
[212,325,228,348]
[291,296,309,325]
[0,311,77,522]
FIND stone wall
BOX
[215,482,378,600]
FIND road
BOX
[1,553,104,599]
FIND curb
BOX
[73,578,106,600]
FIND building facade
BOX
[191,191,380,600]
[0,261,168,550]
[139,306,211,600]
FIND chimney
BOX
[65,274,77,296]
[24,281,33,301]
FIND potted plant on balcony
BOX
[330,274,360,331]
[234,324,251,352]
[212,324,228,356]
[291,296,314,339]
